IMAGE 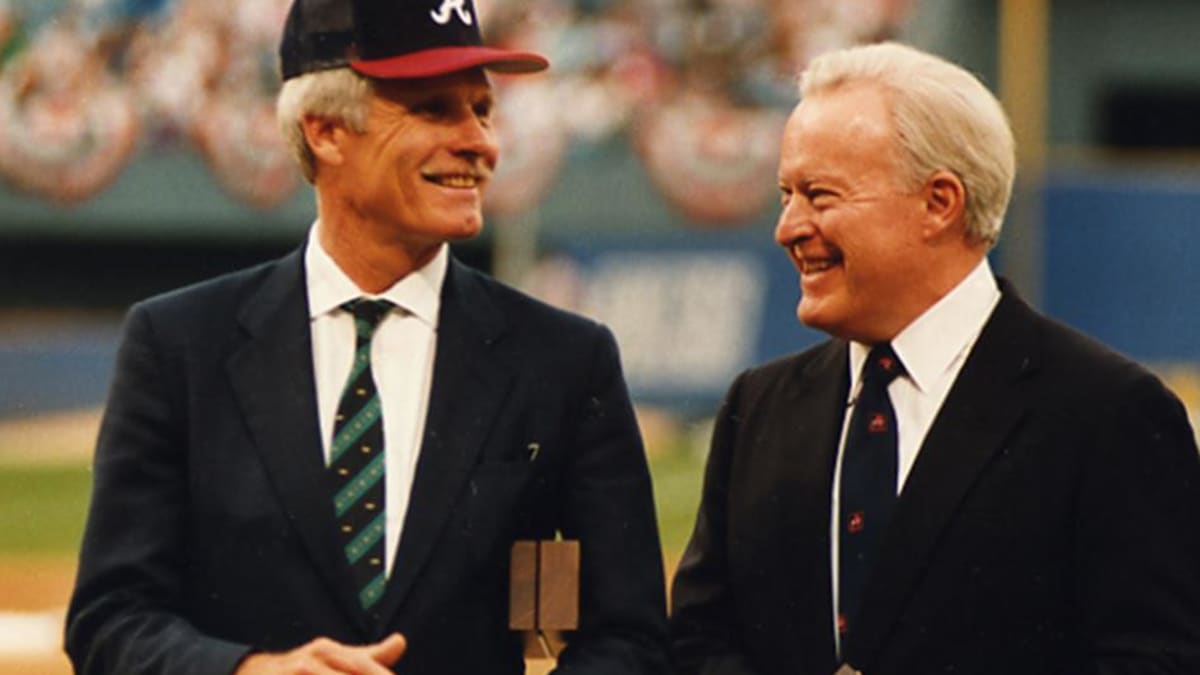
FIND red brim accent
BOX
[351,46,548,79]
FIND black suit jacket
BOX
[66,248,669,674]
[671,283,1200,675]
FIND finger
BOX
[305,638,372,675]
[320,646,392,675]
[367,633,407,666]
[299,662,350,675]
[235,648,348,675]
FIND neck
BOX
[316,199,441,295]
[931,248,988,300]
[865,250,988,344]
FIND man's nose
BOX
[452,112,498,164]
[775,199,817,246]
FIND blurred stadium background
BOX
[2,0,1199,672]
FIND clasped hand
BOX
[235,633,407,674]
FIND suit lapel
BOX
[225,249,370,634]
[847,287,1040,667]
[375,259,514,624]
[775,341,847,675]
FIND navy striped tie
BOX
[329,298,393,610]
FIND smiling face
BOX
[775,82,936,343]
[333,69,498,253]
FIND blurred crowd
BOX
[0,0,913,222]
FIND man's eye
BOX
[413,101,449,117]
[473,102,493,119]
[807,189,836,204]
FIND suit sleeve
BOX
[551,325,671,675]
[1079,373,1200,675]
[65,305,253,675]
[670,372,767,675]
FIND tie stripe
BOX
[342,343,373,391]
[345,512,386,563]
[359,573,388,609]
[333,453,385,516]
[329,298,393,611]
[330,398,382,463]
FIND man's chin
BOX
[445,215,484,241]
[797,301,851,340]
[796,300,827,331]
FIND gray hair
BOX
[800,42,1015,247]
[275,68,374,183]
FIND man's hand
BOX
[235,633,407,674]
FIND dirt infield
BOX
[0,555,73,675]
[0,656,70,675]
[0,556,75,612]
[0,409,99,467]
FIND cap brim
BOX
[350,46,548,79]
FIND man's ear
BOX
[300,114,348,167]
[921,170,967,241]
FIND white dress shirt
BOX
[830,257,1001,650]
[305,224,446,577]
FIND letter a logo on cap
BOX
[431,0,473,26]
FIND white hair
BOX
[275,68,374,183]
[800,42,1016,247]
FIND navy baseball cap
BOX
[280,0,548,81]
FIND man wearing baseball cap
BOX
[65,1,670,673]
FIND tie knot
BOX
[864,343,904,385]
[343,299,394,339]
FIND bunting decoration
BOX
[0,0,915,221]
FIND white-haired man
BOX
[671,41,1200,675]
[66,1,669,673]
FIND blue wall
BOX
[1043,169,1200,362]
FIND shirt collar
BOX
[304,221,447,327]
[849,257,1000,394]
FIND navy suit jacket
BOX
[67,248,669,674]
[671,283,1200,675]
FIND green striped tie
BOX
[329,298,393,610]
